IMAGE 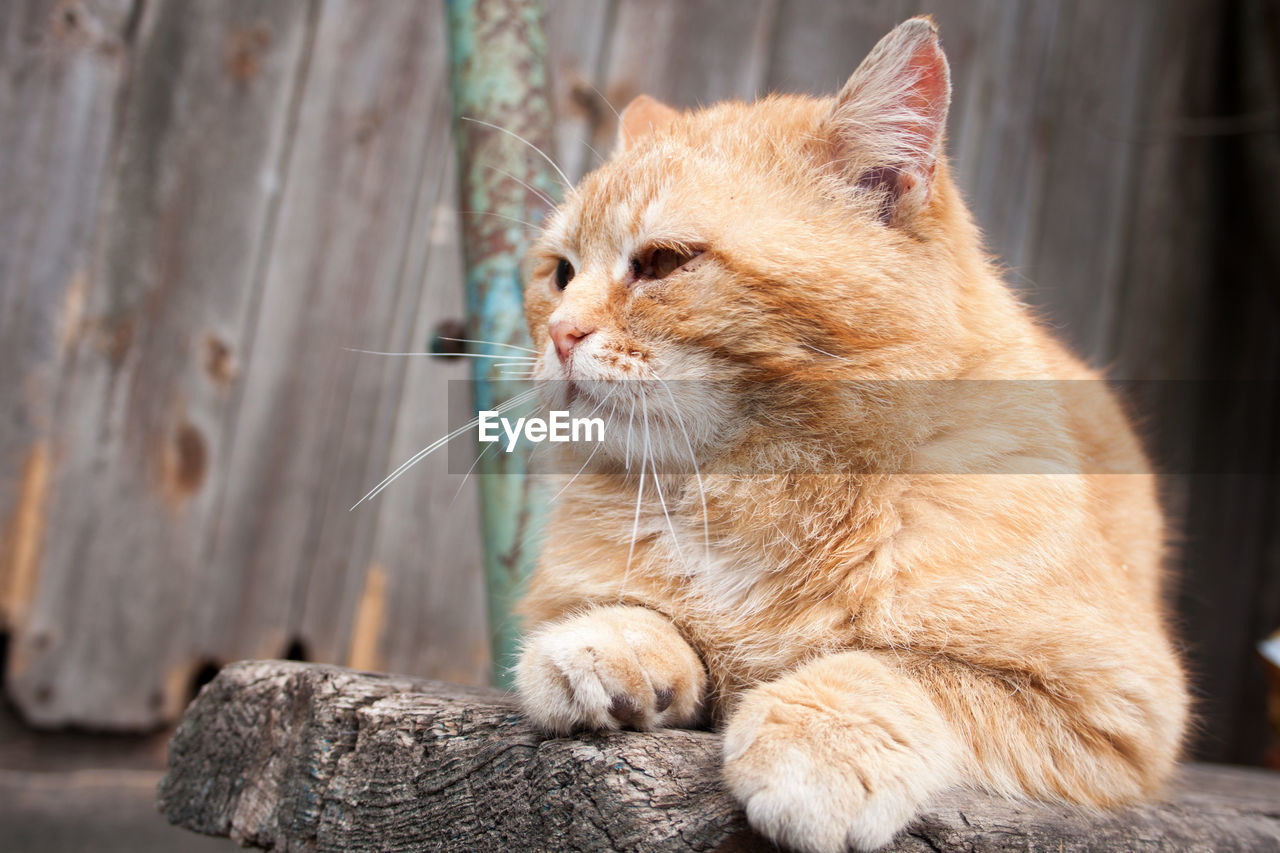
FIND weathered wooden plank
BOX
[6,0,315,728]
[912,0,989,188]
[765,0,912,96]
[446,0,563,685]
[601,0,778,109]
[159,661,1280,852]
[202,0,465,677]
[0,0,136,636]
[1095,0,1223,763]
[347,107,489,686]
[1171,0,1280,766]
[1023,0,1154,363]
[543,0,617,182]
[960,0,1067,277]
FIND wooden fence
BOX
[1,0,1276,767]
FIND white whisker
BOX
[653,373,712,565]
[450,439,495,509]
[625,394,635,471]
[623,396,644,593]
[344,348,535,361]
[587,82,623,124]
[461,116,573,189]
[351,387,538,510]
[562,381,620,466]
[582,139,606,165]
[551,432,603,503]
[467,210,539,230]
[641,381,686,568]
[438,336,540,355]
[486,164,556,209]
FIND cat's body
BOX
[513,18,1187,852]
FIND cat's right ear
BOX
[615,94,679,154]
[823,17,951,224]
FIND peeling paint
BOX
[447,0,557,687]
[347,564,387,672]
[0,442,51,633]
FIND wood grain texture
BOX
[6,0,315,728]
[1022,0,1151,363]
[601,0,778,110]
[159,661,1280,853]
[1174,0,1280,766]
[766,0,913,96]
[543,0,617,182]
[200,0,483,682]
[0,0,138,632]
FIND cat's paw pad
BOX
[515,607,704,734]
[722,695,918,853]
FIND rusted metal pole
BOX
[445,0,559,686]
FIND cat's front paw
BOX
[722,654,961,853]
[514,605,706,734]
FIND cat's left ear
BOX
[615,94,679,154]
[824,17,951,224]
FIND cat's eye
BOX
[629,245,703,283]
[554,258,575,291]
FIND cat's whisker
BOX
[622,396,644,593]
[484,165,556,209]
[346,348,536,362]
[641,381,686,568]
[581,139,606,166]
[587,81,623,124]
[467,210,540,231]
[437,336,541,355]
[653,373,712,566]
[351,387,539,510]
[449,438,495,509]
[551,422,606,503]
[460,116,573,190]
[624,392,636,471]
[562,381,620,474]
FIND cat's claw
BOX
[515,605,706,735]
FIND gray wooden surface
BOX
[158,661,1280,852]
[0,0,1274,771]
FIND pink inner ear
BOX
[827,18,953,221]
[617,95,679,152]
[901,46,949,164]
[906,48,947,140]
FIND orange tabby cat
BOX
[513,17,1188,853]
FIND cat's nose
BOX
[549,319,594,364]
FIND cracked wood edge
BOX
[159,661,1280,852]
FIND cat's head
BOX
[524,18,981,468]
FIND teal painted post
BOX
[445,0,559,686]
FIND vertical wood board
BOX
[7,0,314,728]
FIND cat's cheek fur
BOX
[723,652,964,853]
[513,605,707,734]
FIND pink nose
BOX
[549,319,593,364]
